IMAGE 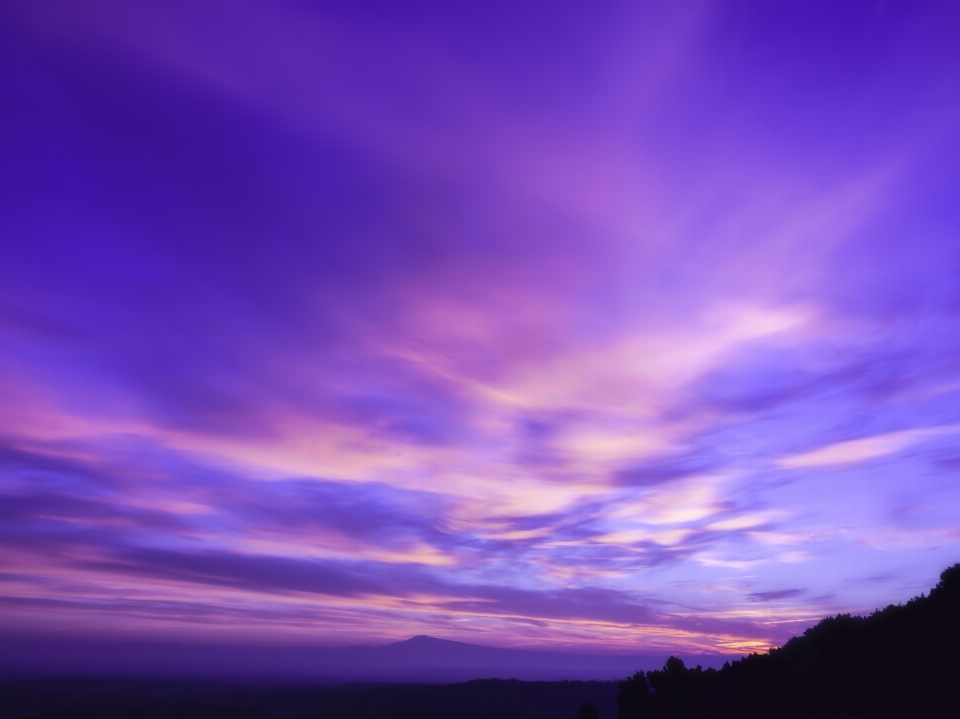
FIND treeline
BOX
[618,563,960,719]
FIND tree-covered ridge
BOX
[618,563,960,719]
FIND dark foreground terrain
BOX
[0,678,618,719]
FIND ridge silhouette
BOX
[618,563,960,719]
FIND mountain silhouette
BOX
[337,635,720,680]
[1,632,698,683]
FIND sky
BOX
[2,0,960,661]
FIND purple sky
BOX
[2,0,960,659]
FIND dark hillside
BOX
[618,563,960,719]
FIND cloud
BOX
[616,450,728,487]
[779,426,960,469]
[747,589,806,603]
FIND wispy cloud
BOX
[779,426,960,469]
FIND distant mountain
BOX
[0,633,728,683]
[327,635,693,680]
